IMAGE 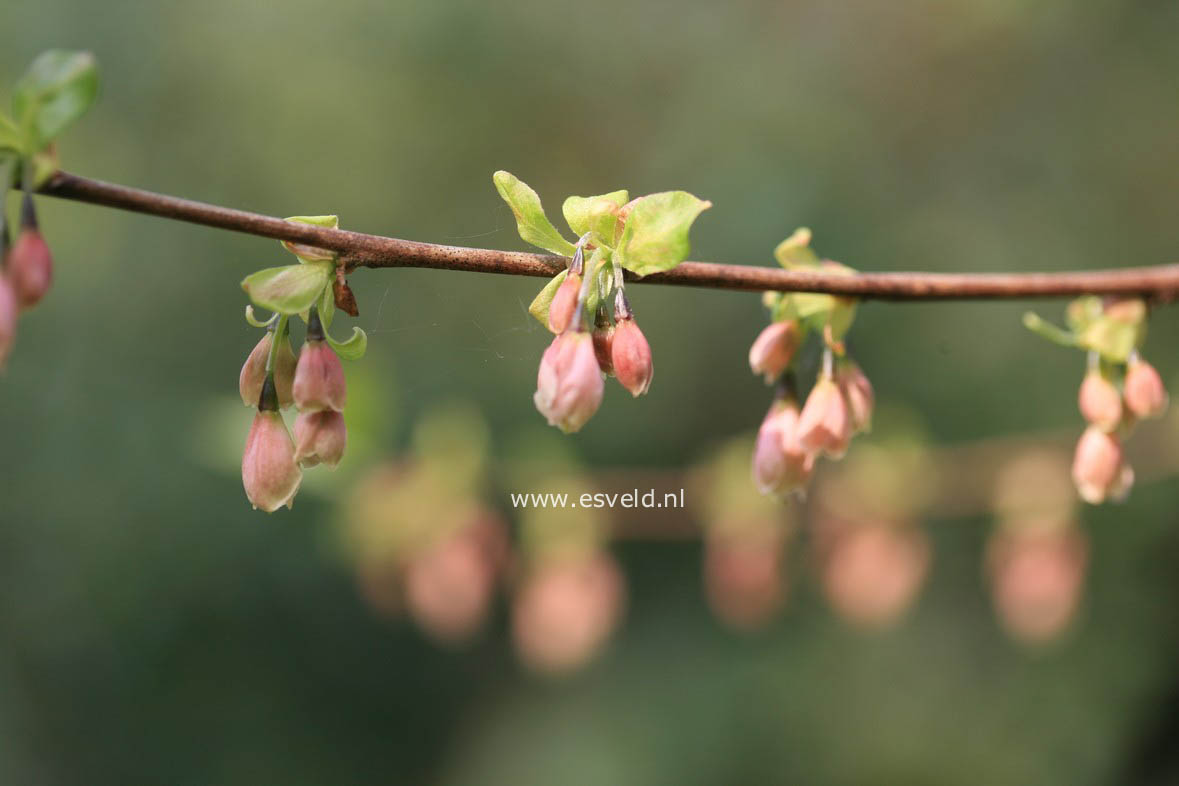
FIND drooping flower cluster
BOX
[1071,349,1167,504]
[0,192,55,370]
[1026,296,1168,504]
[749,229,873,499]
[240,307,350,511]
[491,172,708,433]
[236,214,367,512]
[532,240,655,432]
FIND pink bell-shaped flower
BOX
[1123,357,1168,420]
[748,320,799,383]
[752,395,814,497]
[239,328,297,409]
[533,331,604,433]
[293,310,346,412]
[1071,426,1125,504]
[242,376,302,512]
[8,194,53,310]
[294,409,347,468]
[1077,370,1122,431]
[797,376,851,458]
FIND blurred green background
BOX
[3,0,1179,783]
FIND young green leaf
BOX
[493,171,576,256]
[562,190,628,245]
[528,270,568,328]
[12,50,99,150]
[773,228,819,269]
[1079,316,1142,363]
[326,327,367,360]
[615,191,711,275]
[281,215,339,261]
[0,116,21,154]
[241,262,333,315]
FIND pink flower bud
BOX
[748,321,799,383]
[533,331,604,433]
[611,316,653,397]
[752,398,814,497]
[547,271,582,334]
[294,409,347,468]
[0,275,17,371]
[242,410,302,512]
[592,305,615,376]
[1077,370,1122,431]
[837,361,874,433]
[797,377,851,458]
[239,331,297,409]
[1123,358,1168,420]
[293,339,346,412]
[9,229,52,310]
[1071,426,1124,504]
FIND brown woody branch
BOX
[34,170,1179,302]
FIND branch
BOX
[34,170,1179,302]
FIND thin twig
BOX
[34,170,1179,301]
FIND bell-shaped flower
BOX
[293,339,346,412]
[533,331,604,433]
[8,196,53,310]
[239,331,297,408]
[611,316,653,397]
[1071,426,1125,504]
[547,271,582,334]
[1077,370,1122,431]
[748,321,799,383]
[294,409,347,468]
[752,397,814,497]
[591,304,615,376]
[837,361,874,434]
[242,379,302,512]
[797,377,851,458]
[1123,358,1168,420]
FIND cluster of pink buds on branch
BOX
[492,172,709,433]
[238,215,367,512]
[750,229,873,499]
[1,51,99,368]
[1025,297,1168,504]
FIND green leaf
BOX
[827,298,858,342]
[1022,312,1079,348]
[281,215,338,261]
[1065,296,1103,332]
[1079,316,1142,363]
[326,327,367,360]
[12,50,99,150]
[528,270,567,328]
[0,115,21,153]
[616,191,711,275]
[773,228,819,269]
[493,171,576,256]
[241,262,333,315]
[562,190,628,245]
